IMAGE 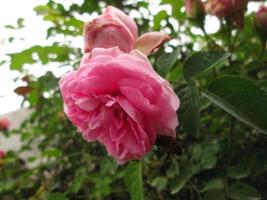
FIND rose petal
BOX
[134,32,170,55]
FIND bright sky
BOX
[0,1,265,115]
[0,0,48,114]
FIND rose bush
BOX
[83,6,169,55]
[59,47,179,164]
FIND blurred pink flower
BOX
[185,0,205,19]
[84,6,169,55]
[0,150,6,158]
[0,118,10,131]
[59,47,179,164]
[255,6,267,31]
[205,0,248,28]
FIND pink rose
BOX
[84,6,169,55]
[59,47,179,164]
[205,0,248,28]
[255,6,267,31]
[185,0,205,19]
[0,118,10,131]
[0,150,6,158]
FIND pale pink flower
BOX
[59,47,179,164]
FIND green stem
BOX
[259,38,267,61]
[225,19,233,64]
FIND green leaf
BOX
[200,152,217,170]
[151,177,167,191]
[183,51,229,80]
[47,192,68,200]
[226,164,251,179]
[71,176,85,194]
[9,45,72,70]
[203,190,228,200]
[153,10,168,31]
[17,18,25,28]
[170,161,196,194]
[5,25,15,29]
[157,48,179,77]
[202,178,224,192]
[202,76,267,134]
[42,149,62,157]
[228,182,261,200]
[176,80,200,137]
[124,161,144,200]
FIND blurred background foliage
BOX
[1,0,267,199]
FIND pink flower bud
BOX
[255,6,267,31]
[0,118,10,131]
[205,0,248,28]
[84,6,169,55]
[84,6,138,53]
[185,0,205,19]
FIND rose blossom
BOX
[0,118,10,131]
[255,6,267,32]
[59,47,179,164]
[84,6,169,55]
[205,0,248,28]
[185,0,205,19]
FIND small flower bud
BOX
[255,6,267,32]
[185,0,205,19]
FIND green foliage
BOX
[156,48,179,77]
[203,76,267,134]
[183,51,230,80]
[9,45,73,70]
[176,80,200,137]
[1,0,267,200]
[124,161,144,200]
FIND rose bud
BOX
[0,118,10,131]
[185,0,205,19]
[255,6,267,32]
[205,0,248,28]
[59,47,179,164]
[84,6,170,55]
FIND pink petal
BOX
[134,32,170,55]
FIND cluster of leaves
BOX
[1,0,267,199]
